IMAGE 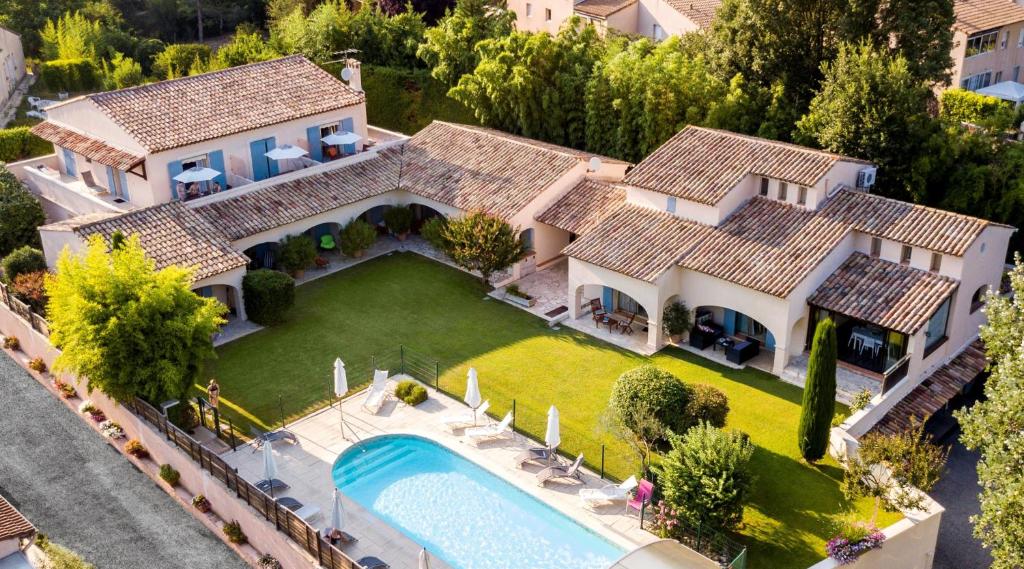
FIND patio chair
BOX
[579,475,638,509]
[537,453,584,486]
[250,426,299,452]
[361,370,390,414]
[515,446,557,468]
[616,312,637,335]
[626,479,654,516]
[442,400,491,431]
[464,411,513,443]
[255,478,290,493]
[320,234,337,251]
[588,298,607,325]
[358,556,390,569]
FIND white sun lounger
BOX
[579,475,638,509]
[361,370,390,414]
[442,400,491,430]
[464,411,513,443]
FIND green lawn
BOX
[208,252,898,568]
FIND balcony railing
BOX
[881,354,912,394]
[16,155,132,216]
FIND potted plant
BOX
[222,520,247,544]
[502,284,536,308]
[257,554,282,569]
[662,301,692,344]
[99,420,125,439]
[192,494,212,513]
[125,439,149,459]
[159,464,181,487]
[383,206,415,241]
[53,378,76,399]
[314,255,329,269]
[826,520,886,565]
[278,234,317,278]
[340,219,377,258]
[2,335,19,350]
[28,357,47,373]
[79,400,106,422]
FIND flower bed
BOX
[826,521,886,565]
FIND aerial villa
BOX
[10,54,1011,569]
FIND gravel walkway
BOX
[0,352,249,569]
[930,438,993,569]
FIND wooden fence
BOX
[126,398,360,569]
[0,281,50,337]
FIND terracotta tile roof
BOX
[88,56,364,153]
[679,198,848,297]
[808,253,959,334]
[0,496,34,542]
[30,121,143,170]
[193,152,401,241]
[76,202,248,282]
[562,203,710,282]
[819,189,996,256]
[535,177,626,235]
[397,122,598,219]
[574,0,637,18]
[954,0,1024,34]
[623,126,868,205]
[869,339,987,436]
[664,0,721,28]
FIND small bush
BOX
[13,270,49,313]
[2,246,46,283]
[99,420,124,439]
[683,384,729,430]
[78,400,97,414]
[610,366,691,436]
[420,216,449,251]
[850,389,873,413]
[159,464,180,487]
[192,494,211,513]
[940,88,1014,129]
[257,554,282,569]
[222,520,247,544]
[405,385,428,406]
[54,379,76,398]
[2,335,19,350]
[662,301,692,337]
[383,205,414,236]
[831,411,849,428]
[28,357,47,373]
[339,219,377,256]
[278,234,317,275]
[125,439,149,459]
[39,58,99,92]
[36,538,95,569]
[826,519,886,564]
[395,379,416,399]
[0,127,53,162]
[242,269,296,326]
[504,283,531,299]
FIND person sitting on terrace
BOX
[209,180,222,194]
[176,181,187,200]
[186,183,200,200]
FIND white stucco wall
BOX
[0,27,25,107]
[635,0,698,38]
[509,0,573,33]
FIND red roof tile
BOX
[0,496,34,542]
[30,121,143,170]
[536,178,626,235]
[954,0,1024,33]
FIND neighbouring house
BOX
[0,496,35,569]
[0,27,25,110]
[950,0,1024,92]
[510,0,720,39]
[17,55,371,219]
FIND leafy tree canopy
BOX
[0,167,45,258]
[438,210,525,285]
[417,0,515,86]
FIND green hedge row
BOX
[0,127,54,162]
[940,88,1014,128]
[39,58,100,93]
[359,65,477,135]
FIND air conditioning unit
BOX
[856,167,877,189]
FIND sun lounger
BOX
[255,478,289,493]
[464,411,513,443]
[537,453,584,486]
[358,556,390,569]
[250,426,299,452]
[361,369,390,414]
[275,497,321,521]
[579,475,638,509]
[442,400,491,430]
[515,447,555,468]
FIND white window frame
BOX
[965,30,998,58]
[653,24,665,41]
[526,3,532,17]
[1001,30,1009,49]
[797,186,807,205]
[1018,28,1024,48]
[778,182,788,201]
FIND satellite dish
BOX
[341,67,353,81]
[588,157,602,172]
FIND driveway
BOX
[0,352,249,569]
[930,437,993,569]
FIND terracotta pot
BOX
[292,269,305,279]
[397,232,409,241]
[352,250,364,258]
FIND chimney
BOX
[344,59,362,92]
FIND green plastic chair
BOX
[320,234,337,251]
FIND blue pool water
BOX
[332,435,625,569]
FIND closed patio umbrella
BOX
[334,358,351,440]
[173,165,220,183]
[465,367,481,409]
[321,130,361,146]
[545,405,561,454]
[331,488,346,533]
[262,440,278,497]
[264,144,308,160]
[418,548,432,569]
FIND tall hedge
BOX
[358,65,477,134]
[940,88,1014,129]
[0,127,54,162]
[39,58,100,92]
[242,269,295,326]
[798,317,838,461]
[0,168,45,258]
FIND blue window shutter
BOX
[61,147,77,176]
[306,126,323,162]
[249,140,268,181]
[602,287,614,311]
[167,160,184,199]
[105,165,115,194]
[723,309,736,335]
[208,150,227,190]
[341,118,355,155]
[765,330,776,350]
[118,170,130,201]
[266,137,279,176]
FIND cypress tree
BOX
[798,317,838,461]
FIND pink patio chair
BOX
[627,479,653,516]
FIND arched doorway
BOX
[194,284,240,317]
[691,305,777,366]
[302,221,342,253]
[409,203,444,233]
[243,241,280,270]
[573,283,650,337]
[360,205,393,236]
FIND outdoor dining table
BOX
[851,327,884,355]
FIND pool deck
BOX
[220,376,661,569]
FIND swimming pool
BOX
[332,435,625,569]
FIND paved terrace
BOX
[222,377,659,569]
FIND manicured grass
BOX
[208,252,899,568]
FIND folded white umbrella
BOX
[464,367,481,409]
[418,548,432,569]
[263,440,278,482]
[264,144,308,160]
[331,488,345,531]
[545,405,561,451]
[334,358,348,397]
[321,130,361,146]
[173,166,220,183]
